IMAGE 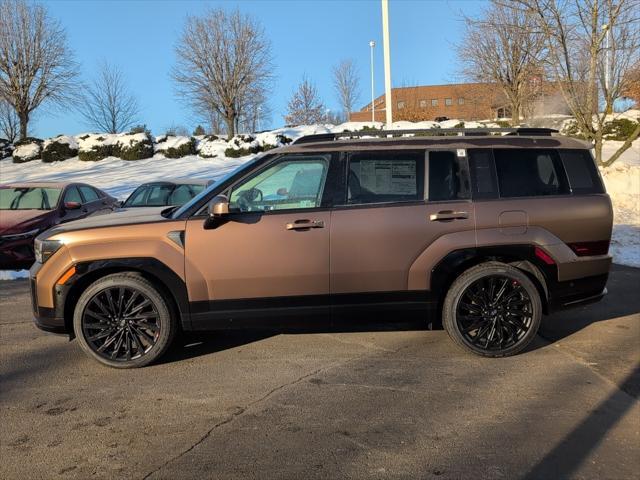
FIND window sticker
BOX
[359,160,417,195]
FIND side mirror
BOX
[64,201,82,210]
[208,195,229,217]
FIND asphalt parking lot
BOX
[1,265,639,480]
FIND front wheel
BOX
[442,262,541,357]
[73,273,177,368]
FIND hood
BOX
[0,209,55,235]
[43,206,169,237]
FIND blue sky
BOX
[35,0,484,137]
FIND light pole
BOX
[381,0,393,127]
[369,40,376,123]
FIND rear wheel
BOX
[442,262,541,357]
[73,273,177,368]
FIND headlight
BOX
[0,228,40,240]
[34,239,64,264]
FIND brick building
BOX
[350,82,568,122]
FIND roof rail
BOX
[292,127,559,145]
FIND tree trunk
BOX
[593,135,603,166]
[225,115,236,140]
[18,111,29,141]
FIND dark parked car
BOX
[121,180,211,208]
[0,182,117,269]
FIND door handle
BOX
[286,219,325,230]
[429,211,469,221]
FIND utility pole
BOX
[369,40,376,123]
[381,0,393,127]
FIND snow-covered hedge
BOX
[224,133,292,158]
[115,132,154,160]
[42,135,79,163]
[77,132,154,161]
[155,135,197,158]
[0,138,13,160]
[12,138,42,163]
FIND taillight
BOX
[567,240,610,256]
[534,247,555,265]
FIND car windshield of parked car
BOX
[0,187,62,210]
[170,158,260,218]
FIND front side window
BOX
[347,151,424,205]
[494,149,569,198]
[79,186,99,202]
[0,187,62,210]
[64,186,83,204]
[146,185,174,206]
[229,156,329,212]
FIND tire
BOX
[73,273,177,368]
[442,262,541,357]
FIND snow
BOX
[12,142,41,161]
[43,135,78,150]
[155,135,192,153]
[1,121,639,279]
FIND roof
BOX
[0,181,75,189]
[137,179,211,186]
[273,133,591,155]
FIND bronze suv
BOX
[30,128,613,367]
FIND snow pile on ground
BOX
[601,164,640,267]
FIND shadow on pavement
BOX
[524,363,640,480]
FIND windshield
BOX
[171,159,261,218]
[0,187,62,210]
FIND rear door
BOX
[330,149,475,299]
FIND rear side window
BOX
[347,151,424,205]
[559,150,604,194]
[427,151,470,201]
[493,149,569,198]
[468,149,498,199]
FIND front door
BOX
[330,149,475,299]
[185,154,334,325]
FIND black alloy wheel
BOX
[74,273,177,368]
[82,286,160,362]
[442,262,542,357]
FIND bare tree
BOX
[0,0,79,140]
[285,76,326,125]
[0,99,18,142]
[457,1,546,125]
[172,8,273,140]
[511,0,640,165]
[333,59,361,121]
[238,89,271,133]
[80,62,140,134]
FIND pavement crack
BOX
[140,356,359,480]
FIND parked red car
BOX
[0,182,117,269]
